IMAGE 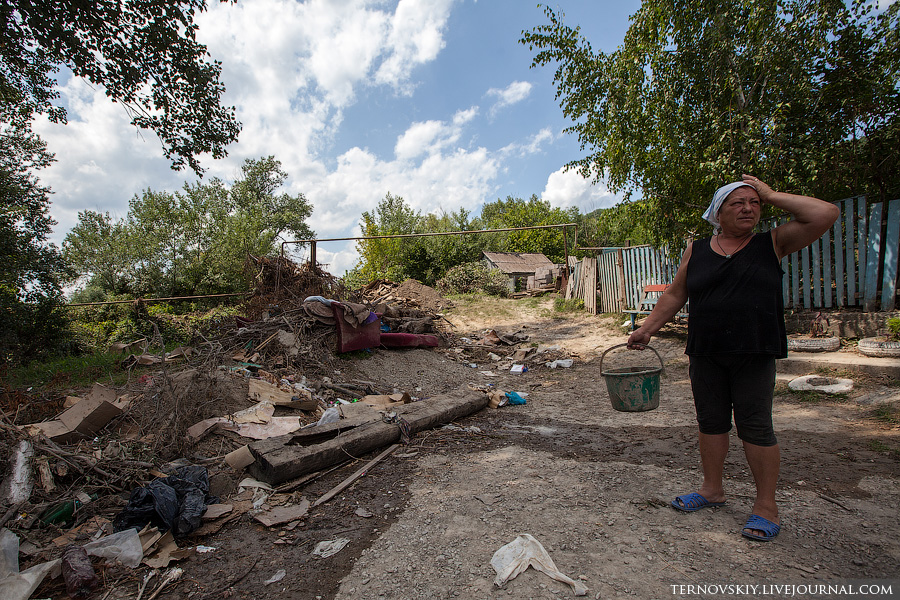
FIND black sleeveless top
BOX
[685,233,787,358]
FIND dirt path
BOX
[131,298,899,599]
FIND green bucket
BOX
[599,344,664,412]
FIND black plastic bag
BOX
[113,465,218,536]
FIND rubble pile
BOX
[0,260,567,598]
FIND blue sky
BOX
[36,0,643,275]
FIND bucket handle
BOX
[599,343,665,376]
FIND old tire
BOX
[858,337,900,358]
[787,336,840,352]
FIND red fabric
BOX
[379,333,440,348]
[331,303,381,352]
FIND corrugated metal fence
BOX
[590,197,899,314]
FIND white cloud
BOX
[394,107,478,160]
[487,80,533,116]
[375,0,454,91]
[500,127,554,158]
[309,143,499,239]
[542,167,619,213]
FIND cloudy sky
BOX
[36,0,642,275]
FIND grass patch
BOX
[866,439,900,459]
[871,403,900,425]
[786,388,849,403]
[5,352,128,392]
[553,298,584,313]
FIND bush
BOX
[436,262,510,297]
[887,317,900,341]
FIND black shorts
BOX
[688,354,778,447]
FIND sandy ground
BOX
[35,297,900,600]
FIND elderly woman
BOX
[627,174,839,541]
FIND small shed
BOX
[482,251,557,293]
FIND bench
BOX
[623,284,688,331]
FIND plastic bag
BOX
[491,534,587,596]
[83,529,143,568]
[317,407,341,426]
[113,465,217,536]
[62,545,98,599]
[505,392,526,405]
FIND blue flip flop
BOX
[741,514,781,541]
[671,492,726,512]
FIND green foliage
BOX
[0,117,75,365]
[355,195,486,286]
[436,262,510,297]
[553,298,584,313]
[64,156,313,298]
[356,193,423,283]
[68,302,240,353]
[5,351,126,391]
[522,1,900,247]
[886,317,900,341]
[3,0,241,173]
[582,201,654,248]
[479,195,575,262]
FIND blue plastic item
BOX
[505,392,526,405]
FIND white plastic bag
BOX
[491,534,587,596]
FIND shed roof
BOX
[482,251,554,274]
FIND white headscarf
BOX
[703,181,754,232]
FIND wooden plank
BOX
[812,237,822,307]
[863,202,883,312]
[834,204,845,307]
[616,249,627,312]
[845,200,856,305]
[822,229,832,308]
[881,199,900,311]
[857,197,867,304]
[589,257,598,314]
[791,248,800,309]
[801,246,811,308]
[312,444,399,507]
[780,218,789,307]
[248,386,489,485]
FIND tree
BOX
[64,157,314,298]
[479,195,576,262]
[0,116,71,363]
[1,0,241,173]
[521,1,899,245]
[356,193,424,283]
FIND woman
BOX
[626,174,839,541]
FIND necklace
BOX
[714,233,752,258]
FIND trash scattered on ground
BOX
[546,359,574,368]
[0,262,589,599]
[491,534,588,596]
[505,392,527,405]
[264,568,286,585]
[113,465,217,536]
[312,538,350,558]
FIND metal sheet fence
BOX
[592,196,899,314]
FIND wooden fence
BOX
[583,197,899,314]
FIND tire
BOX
[787,336,840,352]
[858,337,900,358]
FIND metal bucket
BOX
[599,344,664,412]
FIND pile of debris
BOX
[0,264,499,598]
